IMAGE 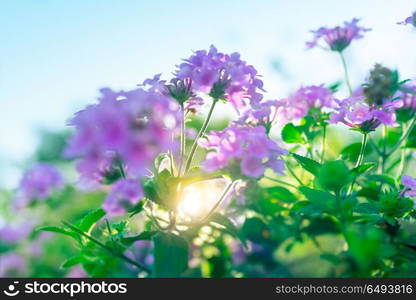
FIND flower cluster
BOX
[14,164,63,208]
[397,80,416,111]
[275,85,335,124]
[103,179,144,216]
[175,45,264,111]
[402,175,416,199]
[65,87,180,189]
[199,125,287,178]
[307,18,370,52]
[329,95,403,130]
[398,12,416,27]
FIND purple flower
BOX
[307,18,371,52]
[397,12,415,27]
[0,253,27,277]
[14,164,63,208]
[103,179,144,216]
[402,175,416,198]
[329,95,402,130]
[199,125,287,178]
[236,100,279,126]
[0,223,33,244]
[66,266,88,278]
[396,81,416,110]
[65,87,180,188]
[275,85,335,124]
[175,45,264,111]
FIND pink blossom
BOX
[329,95,402,129]
[65,87,180,188]
[200,125,287,178]
[175,45,264,111]
[103,179,144,216]
[397,12,415,27]
[14,164,63,208]
[402,175,416,198]
[275,85,335,124]
[307,18,371,52]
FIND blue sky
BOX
[0,0,415,187]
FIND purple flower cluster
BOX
[14,164,63,209]
[0,223,33,244]
[175,45,264,111]
[402,175,416,199]
[65,87,180,189]
[0,252,27,277]
[275,85,335,124]
[329,94,403,130]
[397,81,416,111]
[199,125,287,178]
[103,179,144,216]
[307,18,370,52]
[398,12,415,27]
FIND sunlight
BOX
[178,178,230,220]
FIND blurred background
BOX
[1,0,416,189]
[1,0,416,278]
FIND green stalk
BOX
[184,98,218,173]
[178,106,186,176]
[339,51,353,96]
[320,125,327,163]
[200,180,234,224]
[347,133,368,195]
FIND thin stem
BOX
[386,116,416,157]
[263,176,298,189]
[354,133,368,169]
[320,125,327,163]
[105,219,116,250]
[380,125,388,173]
[63,221,151,273]
[184,98,218,173]
[347,133,368,195]
[397,148,406,177]
[178,106,186,176]
[339,51,352,96]
[200,180,235,224]
[117,160,126,179]
[286,163,304,186]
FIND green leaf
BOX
[241,217,269,243]
[366,174,397,188]
[281,123,305,144]
[209,213,247,248]
[153,232,189,278]
[37,226,79,240]
[320,253,342,265]
[121,231,158,247]
[266,186,297,203]
[354,202,380,214]
[299,186,335,213]
[303,216,340,235]
[292,153,322,176]
[61,255,87,269]
[318,160,352,191]
[78,208,106,233]
[352,162,375,176]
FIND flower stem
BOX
[339,51,353,96]
[178,106,186,176]
[320,125,327,163]
[200,180,235,224]
[386,116,416,157]
[354,133,368,169]
[263,176,298,189]
[184,98,218,173]
[347,133,368,195]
